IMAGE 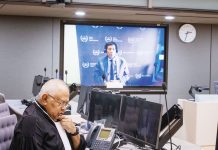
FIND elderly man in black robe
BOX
[10,79,86,150]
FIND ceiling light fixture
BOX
[165,16,175,20]
[75,11,86,16]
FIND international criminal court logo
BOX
[92,26,103,29]
[127,37,135,44]
[80,35,88,42]
[135,73,142,79]
[93,49,100,56]
[116,27,123,30]
[92,26,99,28]
[140,27,146,31]
[82,62,89,68]
[105,36,113,42]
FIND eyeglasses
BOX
[47,93,69,108]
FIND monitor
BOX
[118,96,163,149]
[61,21,168,93]
[88,90,122,128]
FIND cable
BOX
[162,82,173,150]
[166,142,181,150]
[115,134,121,149]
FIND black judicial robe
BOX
[9,102,86,150]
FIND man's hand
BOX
[60,115,77,134]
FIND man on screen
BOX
[94,42,129,85]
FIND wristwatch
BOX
[70,127,79,136]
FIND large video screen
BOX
[62,22,168,90]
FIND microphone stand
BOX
[55,69,58,79]
[162,83,173,150]
[44,67,47,77]
[65,70,68,84]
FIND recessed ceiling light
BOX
[165,16,175,20]
[75,11,86,16]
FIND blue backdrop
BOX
[75,25,166,86]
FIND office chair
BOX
[32,75,50,96]
[0,93,5,103]
[0,114,17,150]
[0,103,10,118]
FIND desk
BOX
[6,99,27,115]
[175,99,218,147]
[6,100,198,149]
[5,99,79,116]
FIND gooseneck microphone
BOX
[162,82,173,150]
[65,70,68,84]
[162,82,167,91]
[102,74,106,82]
[44,67,47,77]
[55,69,58,79]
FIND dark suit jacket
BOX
[10,102,86,150]
[94,55,129,85]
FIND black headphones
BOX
[104,42,118,53]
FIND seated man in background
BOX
[94,41,129,85]
[10,79,86,150]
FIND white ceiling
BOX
[1,2,218,24]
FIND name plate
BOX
[106,81,123,88]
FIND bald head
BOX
[37,79,70,121]
[38,79,69,98]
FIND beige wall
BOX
[0,16,218,112]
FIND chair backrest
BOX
[0,93,5,103]
[32,75,50,96]
[0,103,10,118]
[0,114,17,150]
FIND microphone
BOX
[102,74,106,82]
[195,86,209,92]
[55,69,58,79]
[65,70,68,84]
[189,85,210,99]
[44,67,47,77]
[162,82,167,90]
